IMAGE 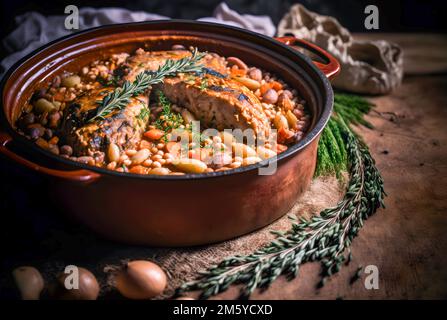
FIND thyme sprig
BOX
[154,91,184,141]
[176,94,385,299]
[88,48,205,122]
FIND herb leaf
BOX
[154,91,184,141]
[88,48,205,122]
[137,105,150,121]
[199,78,208,91]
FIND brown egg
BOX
[115,260,167,299]
[12,266,44,300]
[49,267,99,300]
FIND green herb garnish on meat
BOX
[185,74,197,84]
[88,48,205,123]
[200,78,208,91]
[154,91,184,141]
[137,106,150,121]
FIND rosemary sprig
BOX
[176,94,385,299]
[88,48,205,122]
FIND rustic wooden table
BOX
[214,33,447,299]
[0,33,446,300]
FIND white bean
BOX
[151,161,162,168]
[242,157,262,166]
[34,98,56,114]
[126,149,137,156]
[61,75,81,88]
[107,161,117,170]
[285,110,298,128]
[232,143,257,158]
[170,172,186,175]
[233,77,260,91]
[149,167,171,175]
[257,146,277,160]
[220,131,235,146]
[131,149,150,165]
[107,143,120,162]
[273,113,289,130]
[229,161,242,168]
[172,158,207,174]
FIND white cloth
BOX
[278,4,403,95]
[1,2,276,78]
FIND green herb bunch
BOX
[176,93,385,299]
[154,91,184,137]
[88,48,205,122]
[315,94,374,177]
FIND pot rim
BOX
[0,19,334,181]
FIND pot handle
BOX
[0,131,100,183]
[275,36,340,79]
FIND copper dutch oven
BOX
[0,20,339,246]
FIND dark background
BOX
[1,0,447,39]
[1,0,446,60]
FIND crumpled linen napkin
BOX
[278,4,403,95]
[0,2,275,78]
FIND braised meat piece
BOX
[162,73,271,137]
[60,88,149,156]
[122,49,271,137]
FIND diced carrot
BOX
[278,127,295,144]
[276,143,288,153]
[52,92,65,101]
[188,149,201,160]
[279,96,294,111]
[260,83,273,96]
[165,141,178,152]
[230,65,247,77]
[48,136,59,145]
[139,139,154,150]
[165,141,181,157]
[144,129,165,141]
[187,148,211,161]
[271,81,283,91]
[35,138,49,149]
[129,165,149,174]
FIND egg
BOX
[49,267,99,300]
[12,266,44,300]
[115,260,167,299]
